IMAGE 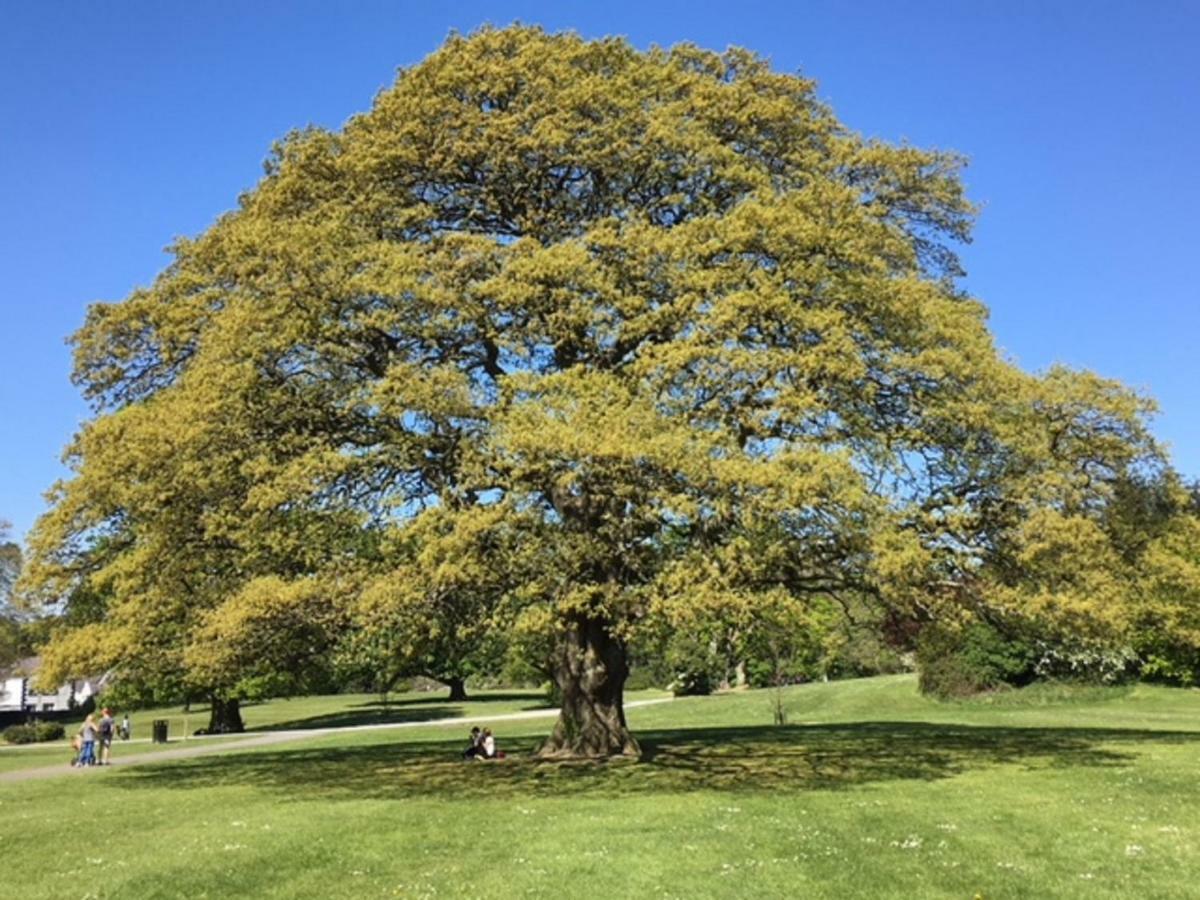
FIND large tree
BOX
[1,520,26,667]
[0,521,18,593]
[22,27,1164,756]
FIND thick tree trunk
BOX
[208,696,245,734]
[445,676,468,702]
[537,616,640,759]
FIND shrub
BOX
[1132,633,1200,687]
[3,720,66,744]
[1139,650,1200,687]
[664,632,725,696]
[35,721,65,741]
[917,622,1038,698]
[3,724,36,744]
[1034,641,1138,685]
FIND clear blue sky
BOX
[2,1,1197,542]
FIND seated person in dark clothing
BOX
[463,726,483,759]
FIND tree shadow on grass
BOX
[110,720,1200,801]
[253,693,552,731]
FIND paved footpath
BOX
[0,698,672,784]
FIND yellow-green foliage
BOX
[17,26,1179,699]
[1139,514,1200,645]
[186,575,351,692]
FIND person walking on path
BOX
[78,714,98,767]
[98,708,115,765]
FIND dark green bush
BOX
[669,669,715,696]
[917,622,1038,698]
[3,724,36,744]
[35,721,65,741]
[664,632,724,696]
[1133,635,1200,687]
[3,720,66,744]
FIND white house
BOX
[0,657,109,713]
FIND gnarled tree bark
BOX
[537,616,640,759]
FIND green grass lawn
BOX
[0,735,257,775]
[0,742,83,773]
[4,675,1200,898]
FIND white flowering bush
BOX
[1033,641,1138,684]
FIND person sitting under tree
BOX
[477,728,504,760]
[463,726,483,759]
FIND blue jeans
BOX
[79,740,96,766]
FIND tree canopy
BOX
[1,520,27,667]
[20,26,1186,754]
[0,521,19,603]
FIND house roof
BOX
[0,656,111,687]
[0,655,41,679]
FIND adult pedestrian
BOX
[98,708,115,765]
[78,714,98,767]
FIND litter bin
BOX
[152,719,169,743]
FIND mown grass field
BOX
[3,675,1199,898]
